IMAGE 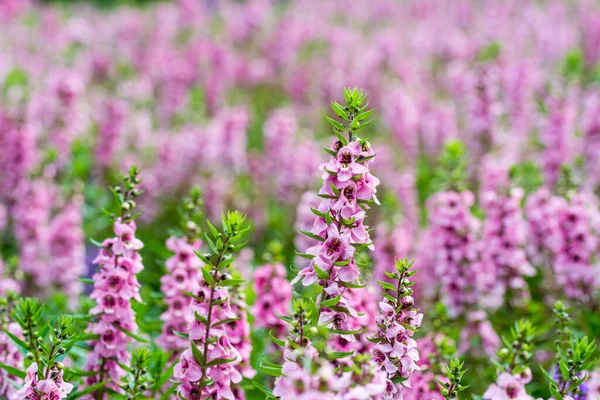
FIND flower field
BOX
[0,0,599,399]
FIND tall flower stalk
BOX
[83,166,145,398]
[292,87,379,340]
[157,187,204,354]
[370,259,423,399]
[172,210,252,400]
[264,89,387,399]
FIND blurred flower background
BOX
[1,0,600,399]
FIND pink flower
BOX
[483,373,533,400]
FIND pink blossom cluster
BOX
[0,113,36,203]
[422,191,480,317]
[157,236,203,352]
[252,263,292,337]
[539,95,577,188]
[95,99,128,168]
[373,222,413,285]
[17,363,73,400]
[331,286,378,356]
[371,296,423,398]
[84,218,144,394]
[173,279,245,400]
[524,187,564,265]
[582,91,600,191]
[273,345,388,400]
[458,311,500,358]
[483,372,534,400]
[262,109,319,201]
[12,179,56,289]
[10,178,85,302]
[526,187,600,300]
[292,138,379,334]
[553,193,600,300]
[479,162,534,308]
[227,290,255,381]
[46,197,86,304]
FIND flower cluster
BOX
[262,108,318,201]
[253,263,292,337]
[371,259,423,399]
[158,236,202,352]
[84,166,145,396]
[524,187,564,265]
[173,210,253,400]
[270,299,387,400]
[158,188,204,353]
[479,160,534,308]
[17,363,73,400]
[553,192,600,300]
[46,196,86,305]
[9,300,76,400]
[423,190,480,317]
[483,319,535,400]
[292,89,379,340]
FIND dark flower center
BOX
[343,184,355,200]
[374,349,385,363]
[339,150,352,164]
[102,329,115,343]
[103,295,116,308]
[327,238,341,254]
[108,275,121,288]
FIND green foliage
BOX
[432,140,468,192]
[438,359,470,399]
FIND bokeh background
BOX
[2,0,600,398]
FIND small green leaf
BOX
[201,267,215,286]
[0,362,25,379]
[206,357,237,367]
[320,294,341,309]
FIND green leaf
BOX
[548,383,562,400]
[295,251,315,260]
[78,277,94,285]
[116,327,148,343]
[269,331,286,347]
[0,362,25,379]
[338,281,366,289]
[335,130,348,146]
[66,380,112,399]
[299,229,325,242]
[325,116,345,131]
[4,329,29,354]
[206,220,219,239]
[253,380,274,396]
[355,109,374,122]
[89,238,104,247]
[193,250,211,264]
[331,102,349,120]
[325,351,354,360]
[219,279,245,287]
[191,344,205,366]
[211,317,241,328]
[206,357,237,367]
[329,182,341,196]
[173,330,189,340]
[378,280,397,292]
[201,266,215,286]
[320,294,341,309]
[329,328,361,335]
[313,264,330,280]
